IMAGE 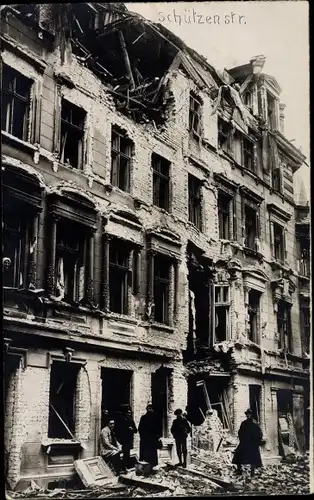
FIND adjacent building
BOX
[2,3,310,490]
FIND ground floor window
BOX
[48,361,80,439]
[249,384,261,423]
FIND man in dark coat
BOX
[171,408,191,468]
[232,409,263,476]
[115,407,137,472]
[138,404,160,468]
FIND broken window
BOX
[55,221,87,303]
[152,153,170,211]
[111,127,133,192]
[109,239,130,315]
[277,300,292,351]
[3,208,31,288]
[48,361,80,439]
[154,255,171,325]
[214,285,230,343]
[218,191,232,240]
[218,118,230,152]
[60,99,85,169]
[188,174,202,230]
[2,65,31,141]
[249,385,261,423]
[189,92,202,136]
[248,290,261,343]
[244,204,259,250]
[243,136,254,172]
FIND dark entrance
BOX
[101,368,133,427]
[151,367,171,438]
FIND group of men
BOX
[100,404,264,477]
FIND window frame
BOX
[277,300,292,352]
[2,64,33,142]
[152,153,171,211]
[242,135,255,172]
[218,117,231,152]
[248,289,261,344]
[153,254,171,325]
[218,190,233,240]
[189,92,202,137]
[213,284,230,343]
[111,127,133,193]
[108,239,131,315]
[60,99,86,170]
[188,174,203,231]
[273,222,285,262]
[244,203,259,250]
[55,220,88,304]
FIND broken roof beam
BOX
[117,29,135,90]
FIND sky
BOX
[125,1,310,191]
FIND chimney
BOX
[279,103,286,134]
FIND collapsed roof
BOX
[3,3,227,126]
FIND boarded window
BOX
[2,65,31,141]
[55,221,87,303]
[189,93,202,136]
[154,255,171,325]
[188,174,202,230]
[60,100,85,169]
[152,153,170,210]
[109,240,130,315]
[48,361,80,439]
[248,290,261,343]
[111,127,133,192]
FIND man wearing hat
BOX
[171,409,191,468]
[232,408,263,477]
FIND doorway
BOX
[101,367,133,427]
[151,367,171,438]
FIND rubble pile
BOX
[244,454,310,496]
[6,453,310,498]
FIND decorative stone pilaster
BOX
[28,212,39,288]
[102,234,111,312]
[86,228,96,305]
[47,215,58,297]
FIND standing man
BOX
[138,404,160,469]
[115,406,138,472]
[171,408,191,468]
[232,409,263,476]
[99,419,122,474]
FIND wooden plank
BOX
[119,474,173,492]
[187,467,240,491]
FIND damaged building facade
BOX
[1,2,310,490]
